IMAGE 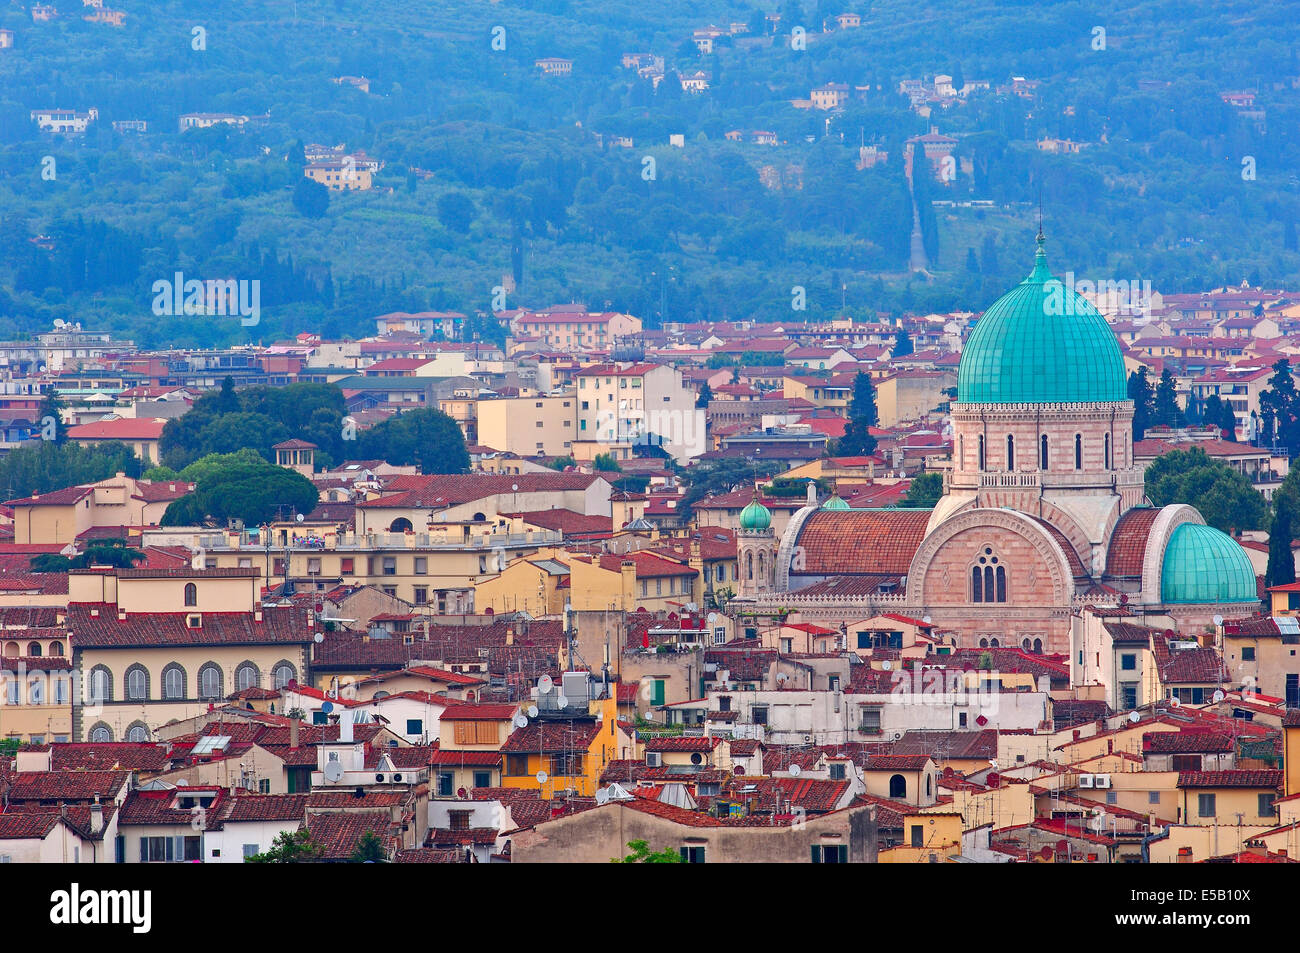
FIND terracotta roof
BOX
[1177,770,1282,788]
[66,418,166,440]
[1144,732,1234,754]
[305,810,396,859]
[864,755,932,771]
[223,794,309,823]
[643,736,721,753]
[394,847,468,863]
[46,743,170,772]
[5,770,129,803]
[1106,507,1161,577]
[66,603,311,648]
[501,720,602,754]
[792,509,931,576]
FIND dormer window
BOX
[187,614,202,628]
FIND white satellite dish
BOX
[535,770,548,785]
[324,761,343,783]
[1169,696,1181,708]
[556,693,569,709]
[922,616,932,625]
[296,513,305,523]
[314,633,324,643]
[1129,711,1141,723]
[539,675,553,692]
[1213,614,1224,626]
[707,612,717,624]
[789,764,802,777]
[527,705,539,718]
[1212,689,1225,703]
[881,660,892,671]
[512,714,528,728]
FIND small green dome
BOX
[1160,522,1257,604]
[739,496,772,531]
[822,495,850,511]
[957,234,1128,404]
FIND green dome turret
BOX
[957,233,1128,404]
[1160,522,1257,604]
[822,494,850,511]
[739,494,772,531]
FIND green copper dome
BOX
[822,495,850,511]
[739,496,772,531]
[1160,522,1257,604]
[957,234,1128,404]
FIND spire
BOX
[1028,223,1052,283]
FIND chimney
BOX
[339,715,353,743]
[290,719,300,750]
[1176,847,1193,863]
[89,795,104,835]
[506,626,515,646]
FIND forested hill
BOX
[1,0,1296,347]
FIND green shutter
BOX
[651,679,664,707]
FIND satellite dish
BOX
[922,616,932,625]
[1213,614,1224,626]
[321,701,334,714]
[539,675,553,692]
[324,761,343,783]
[296,513,305,522]
[457,787,468,799]
[707,613,717,624]
[1212,689,1225,703]
[881,660,892,671]
[556,693,569,709]
[527,705,539,718]
[314,633,324,643]
[536,770,549,785]
[733,766,744,776]
[512,484,519,492]
[1128,711,1140,723]
[789,764,802,777]
[512,714,528,728]
[1170,696,1181,708]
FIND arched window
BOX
[49,641,64,657]
[990,638,1000,647]
[162,664,186,701]
[27,642,41,657]
[926,774,932,798]
[236,663,260,692]
[125,665,148,701]
[979,638,989,648]
[959,435,964,466]
[745,552,754,581]
[184,582,197,606]
[978,435,985,470]
[1006,434,1015,470]
[89,724,113,743]
[1074,434,1083,470]
[1040,434,1049,470]
[125,723,149,743]
[198,663,223,700]
[1104,432,1112,469]
[1022,637,1032,651]
[3,641,17,656]
[89,665,113,704]
[272,662,297,690]
[757,552,766,586]
[389,517,413,533]
[973,548,1005,603]
[1033,638,1043,653]
[996,565,1007,602]
[971,566,983,602]
[889,774,907,798]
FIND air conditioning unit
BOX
[1078,774,1095,788]
[375,773,385,782]
[1093,774,1112,789]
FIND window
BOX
[162,665,186,700]
[89,666,112,703]
[1074,433,1083,470]
[1149,791,1161,804]
[1121,683,1138,709]
[473,770,492,788]
[811,845,847,863]
[243,844,259,859]
[184,582,197,606]
[889,774,906,798]
[437,772,454,797]
[1040,434,1048,470]
[1260,793,1276,817]
[978,435,985,469]
[972,549,1006,602]
[1006,434,1015,469]
[860,708,881,734]
[1120,654,1136,671]
[414,557,427,575]
[382,557,396,576]
[126,724,149,743]
[829,763,846,780]
[341,558,354,574]
[1104,432,1111,469]
[199,664,222,700]
[911,825,924,848]
[273,663,296,689]
[1197,793,1216,818]
[406,719,423,736]
[1242,646,1255,661]
[236,664,259,692]
[751,705,768,725]
[680,846,706,863]
[89,725,112,743]
[414,587,427,605]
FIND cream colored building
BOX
[476,394,578,457]
[8,473,193,544]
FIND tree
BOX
[214,376,240,414]
[892,328,913,357]
[0,441,144,500]
[1259,359,1300,455]
[834,417,877,457]
[900,472,943,508]
[37,389,68,443]
[1267,494,1297,589]
[245,830,324,863]
[612,839,684,863]
[593,453,622,472]
[546,456,576,471]
[679,456,781,519]
[353,408,469,474]
[292,177,330,218]
[437,192,477,234]
[696,382,713,408]
[847,371,878,426]
[1127,369,1155,440]
[30,539,146,573]
[1153,368,1184,428]
[1144,447,1268,534]
[1201,394,1238,439]
[349,830,388,863]
[161,455,319,527]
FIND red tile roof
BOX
[66,603,312,648]
[1177,770,1282,788]
[792,509,931,576]
[1105,507,1161,577]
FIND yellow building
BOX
[0,657,73,743]
[1177,770,1282,826]
[67,567,314,742]
[501,693,619,798]
[476,394,578,458]
[304,160,373,190]
[8,473,193,545]
[880,812,964,862]
[429,701,519,795]
[475,553,570,617]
